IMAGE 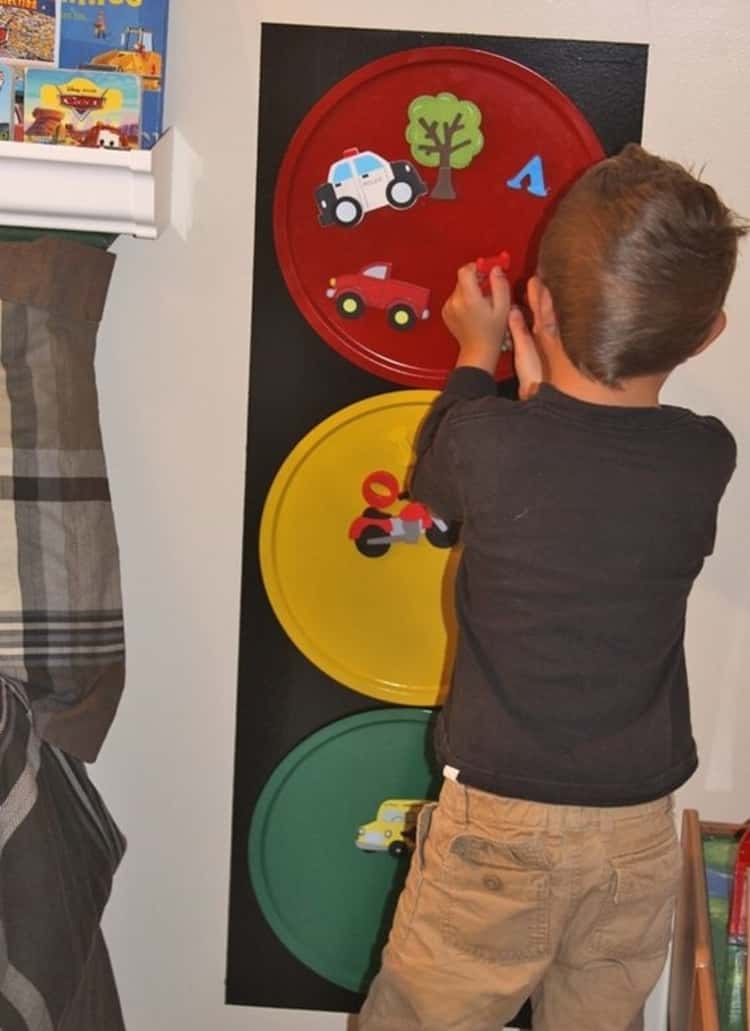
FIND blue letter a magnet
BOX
[506,155,549,198]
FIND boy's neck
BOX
[546,348,667,408]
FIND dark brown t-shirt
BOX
[412,368,736,805]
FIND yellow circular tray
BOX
[259,391,459,706]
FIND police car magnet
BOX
[315,147,427,228]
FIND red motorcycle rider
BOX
[348,470,458,558]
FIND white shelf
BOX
[0,128,174,239]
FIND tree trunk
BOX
[431,161,455,200]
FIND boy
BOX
[358,145,746,1031]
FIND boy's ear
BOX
[527,275,559,337]
[693,310,727,356]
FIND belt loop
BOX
[461,782,469,826]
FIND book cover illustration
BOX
[24,67,140,148]
[0,0,58,65]
[60,0,168,149]
[0,63,14,138]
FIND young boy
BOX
[358,144,746,1031]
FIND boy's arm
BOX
[410,366,497,521]
[409,262,542,519]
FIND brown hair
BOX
[538,143,748,386]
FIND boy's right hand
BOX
[508,305,544,400]
[443,263,511,375]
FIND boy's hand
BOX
[443,263,510,375]
[508,305,544,400]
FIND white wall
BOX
[92,2,750,1029]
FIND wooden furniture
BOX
[669,810,747,1030]
[670,810,720,1030]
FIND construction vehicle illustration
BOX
[83,27,162,91]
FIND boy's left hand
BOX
[442,263,511,375]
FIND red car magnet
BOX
[476,251,512,294]
[274,46,604,388]
[327,263,431,331]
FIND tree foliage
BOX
[405,93,484,199]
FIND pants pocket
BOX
[588,828,681,960]
[440,834,552,963]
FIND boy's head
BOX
[535,144,747,387]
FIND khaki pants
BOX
[358,778,681,1031]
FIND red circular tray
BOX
[274,47,604,388]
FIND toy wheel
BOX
[388,841,408,858]
[355,526,390,558]
[426,522,459,549]
[388,304,416,331]
[336,292,365,319]
[386,179,417,209]
[333,196,363,226]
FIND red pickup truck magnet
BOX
[326,263,431,331]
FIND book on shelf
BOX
[60,0,168,148]
[0,0,59,66]
[24,66,140,148]
[0,63,14,138]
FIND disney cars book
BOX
[60,0,168,148]
[24,67,141,148]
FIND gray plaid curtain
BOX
[0,238,126,1031]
